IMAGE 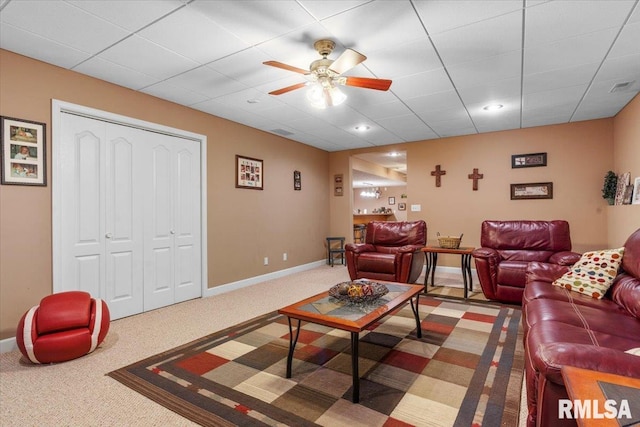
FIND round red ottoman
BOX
[16,291,110,364]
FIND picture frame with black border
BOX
[511,152,547,168]
[398,202,406,211]
[236,155,263,190]
[510,182,553,200]
[1,116,47,186]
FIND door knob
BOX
[170,230,175,235]
[105,233,113,239]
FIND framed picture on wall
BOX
[398,202,406,211]
[388,196,395,205]
[633,177,640,205]
[511,152,547,168]
[510,182,553,200]
[293,170,301,190]
[0,116,47,186]
[236,155,263,190]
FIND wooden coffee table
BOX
[278,282,423,403]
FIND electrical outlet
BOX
[263,257,269,266]
[283,253,287,261]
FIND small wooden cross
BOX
[430,165,446,187]
[468,168,484,191]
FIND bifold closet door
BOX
[58,114,144,319]
[142,134,201,312]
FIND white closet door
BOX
[59,114,105,297]
[143,134,201,311]
[173,140,202,303]
[58,114,144,319]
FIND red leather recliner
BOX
[16,291,110,364]
[471,220,581,304]
[345,220,426,284]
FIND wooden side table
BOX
[421,246,475,298]
[561,365,640,427]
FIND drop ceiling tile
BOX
[523,63,599,94]
[522,105,574,128]
[73,56,159,90]
[417,105,470,123]
[362,37,442,79]
[524,28,619,75]
[297,1,370,20]
[523,84,588,111]
[138,6,249,64]
[391,68,455,99]
[341,88,398,109]
[189,0,316,45]
[98,34,200,80]
[609,21,640,58]
[319,1,426,53]
[425,114,477,134]
[474,112,522,133]
[457,77,521,105]
[572,93,637,122]
[208,47,300,88]
[582,77,640,99]
[525,0,634,46]
[447,51,522,87]
[467,97,521,118]
[0,0,129,54]
[376,115,438,142]
[0,23,90,69]
[67,0,185,32]
[163,66,248,99]
[355,100,413,121]
[404,90,465,115]
[254,103,313,123]
[361,128,408,146]
[141,81,210,107]
[414,0,523,35]
[594,54,640,83]
[431,11,522,66]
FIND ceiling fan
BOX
[263,39,392,108]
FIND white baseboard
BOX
[1,337,17,354]
[203,260,326,298]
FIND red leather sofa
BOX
[522,228,640,427]
[472,220,581,304]
[16,291,110,364]
[345,220,426,284]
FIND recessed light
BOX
[355,125,370,132]
[483,104,503,111]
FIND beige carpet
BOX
[0,266,526,426]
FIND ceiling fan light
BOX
[329,86,346,106]
[306,84,327,109]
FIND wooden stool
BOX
[353,224,366,243]
[326,237,345,267]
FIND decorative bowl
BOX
[328,281,389,304]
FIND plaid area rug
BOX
[108,297,524,427]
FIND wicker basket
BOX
[437,232,463,249]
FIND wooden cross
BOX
[468,168,484,191]
[430,164,446,187]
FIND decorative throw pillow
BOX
[552,247,625,299]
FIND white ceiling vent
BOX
[609,81,635,93]
[270,128,294,136]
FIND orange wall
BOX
[330,109,639,267]
[0,50,329,339]
[610,94,640,246]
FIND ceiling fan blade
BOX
[344,77,392,91]
[268,82,307,95]
[329,49,366,75]
[263,61,309,75]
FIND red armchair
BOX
[16,291,110,364]
[345,220,426,284]
[471,220,581,304]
